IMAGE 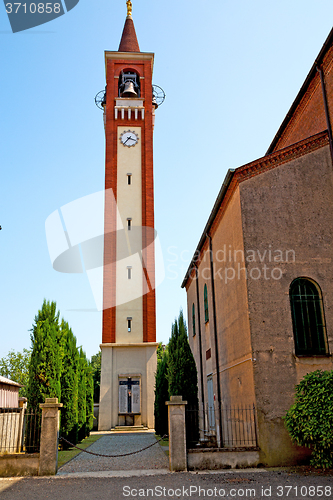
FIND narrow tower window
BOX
[127,317,132,332]
[127,173,132,185]
[127,218,132,230]
[127,266,132,279]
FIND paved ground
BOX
[57,431,169,475]
[1,469,333,500]
[1,433,333,499]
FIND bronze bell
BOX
[121,81,138,98]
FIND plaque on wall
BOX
[119,383,128,414]
[132,383,140,413]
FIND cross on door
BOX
[119,378,140,413]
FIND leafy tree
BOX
[0,348,31,397]
[91,351,101,403]
[59,323,79,446]
[285,370,333,468]
[27,300,61,408]
[154,349,169,436]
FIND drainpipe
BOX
[316,66,333,163]
[194,264,205,418]
[207,234,223,447]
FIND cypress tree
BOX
[91,351,101,403]
[77,348,87,441]
[154,349,169,436]
[27,300,61,409]
[168,310,198,405]
[26,299,96,445]
[59,323,79,446]
[85,362,94,435]
[167,310,199,444]
[167,318,182,398]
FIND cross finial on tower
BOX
[126,0,132,18]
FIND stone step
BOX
[113,425,149,432]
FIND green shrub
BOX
[285,370,333,468]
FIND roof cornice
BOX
[104,51,154,75]
[181,130,329,289]
[266,27,333,154]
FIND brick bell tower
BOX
[98,0,159,430]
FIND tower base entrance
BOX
[98,342,158,430]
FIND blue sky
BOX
[1,0,332,359]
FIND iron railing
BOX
[186,404,258,449]
[0,408,41,454]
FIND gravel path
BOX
[57,432,169,474]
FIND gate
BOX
[0,407,41,454]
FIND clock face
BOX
[120,130,139,147]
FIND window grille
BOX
[204,284,209,323]
[290,277,328,356]
[127,317,132,332]
[192,303,196,336]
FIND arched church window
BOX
[204,284,209,323]
[192,303,196,336]
[118,70,141,97]
[290,277,328,356]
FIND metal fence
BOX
[0,408,41,454]
[186,404,258,449]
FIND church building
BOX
[182,28,333,466]
[98,1,159,430]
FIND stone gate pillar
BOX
[166,395,187,471]
[39,398,63,476]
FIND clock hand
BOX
[124,136,131,144]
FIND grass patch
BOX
[155,434,169,447]
[58,434,102,469]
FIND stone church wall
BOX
[187,186,256,420]
[240,144,333,465]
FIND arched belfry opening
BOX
[118,70,141,97]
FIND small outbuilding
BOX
[0,376,21,408]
